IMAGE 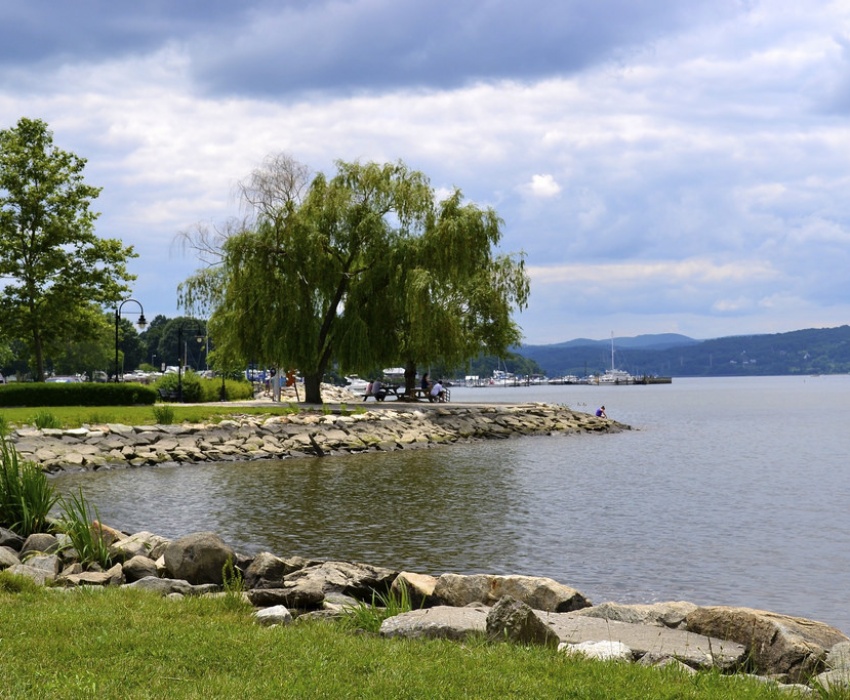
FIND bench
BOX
[361,384,401,402]
[402,388,450,402]
[157,388,180,401]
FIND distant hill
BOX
[518,326,850,377]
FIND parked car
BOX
[45,375,83,383]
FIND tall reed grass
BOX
[0,437,59,537]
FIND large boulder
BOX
[20,532,60,556]
[282,561,397,601]
[685,606,850,683]
[109,531,170,562]
[380,606,489,641]
[485,595,560,647]
[243,552,288,590]
[122,555,160,582]
[163,532,236,585]
[434,573,590,612]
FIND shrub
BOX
[0,383,157,407]
[154,374,255,403]
[152,404,175,424]
[153,373,201,403]
[0,437,59,537]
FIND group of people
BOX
[363,372,447,402]
[420,373,446,402]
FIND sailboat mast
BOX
[610,332,615,371]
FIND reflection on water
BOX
[52,376,850,633]
[54,443,530,576]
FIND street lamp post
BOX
[177,322,205,402]
[114,299,147,382]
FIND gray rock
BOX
[434,573,590,612]
[5,563,55,585]
[575,601,697,628]
[485,595,560,647]
[0,527,25,551]
[0,546,22,569]
[380,606,489,641]
[163,531,236,585]
[254,605,293,626]
[685,606,850,683]
[392,571,439,608]
[243,551,288,589]
[122,555,160,582]
[20,532,60,555]
[247,580,326,609]
[124,576,196,596]
[110,531,170,562]
[59,563,124,587]
[826,641,850,670]
[559,640,634,661]
[22,554,60,575]
[282,561,397,601]
[541,612,746,671]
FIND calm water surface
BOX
[53,376,850,632]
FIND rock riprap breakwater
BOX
[10,403,624,473]
[3,526,849,693]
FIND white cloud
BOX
[522,174,562,199]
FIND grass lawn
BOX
[0,404,317,431]
[0,585,800,700]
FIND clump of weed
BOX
[0,437,59,536]
[32,410,61,430]
[340,580,417,634]
[152,404,175,425]
[0,569,42,595]
[56,487,112,569]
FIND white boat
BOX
[597,334,634,384]
[344,375,370,392]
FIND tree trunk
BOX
[303,373,323,404]
[404,359,417,395]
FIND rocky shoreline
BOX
[3,525,849,694]
[6,396,849,692]
[10,399,625,474]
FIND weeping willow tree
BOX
[179,154,529,404]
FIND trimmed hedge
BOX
[0,383,157,407]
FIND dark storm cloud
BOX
[191,0,735,96]
[1,0,745,96]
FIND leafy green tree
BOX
[0,117,137,380]
[180,155,529,404]
[49,305,113,378]
[140,314,169,371]
[157,316,207,370]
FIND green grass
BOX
[0,586,798,700]
[0,404,315,430]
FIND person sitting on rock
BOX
[595,405,607,419]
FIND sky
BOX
[2,0,850,345]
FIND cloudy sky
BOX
[2,0,850,344]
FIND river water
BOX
[52,375,850,632]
